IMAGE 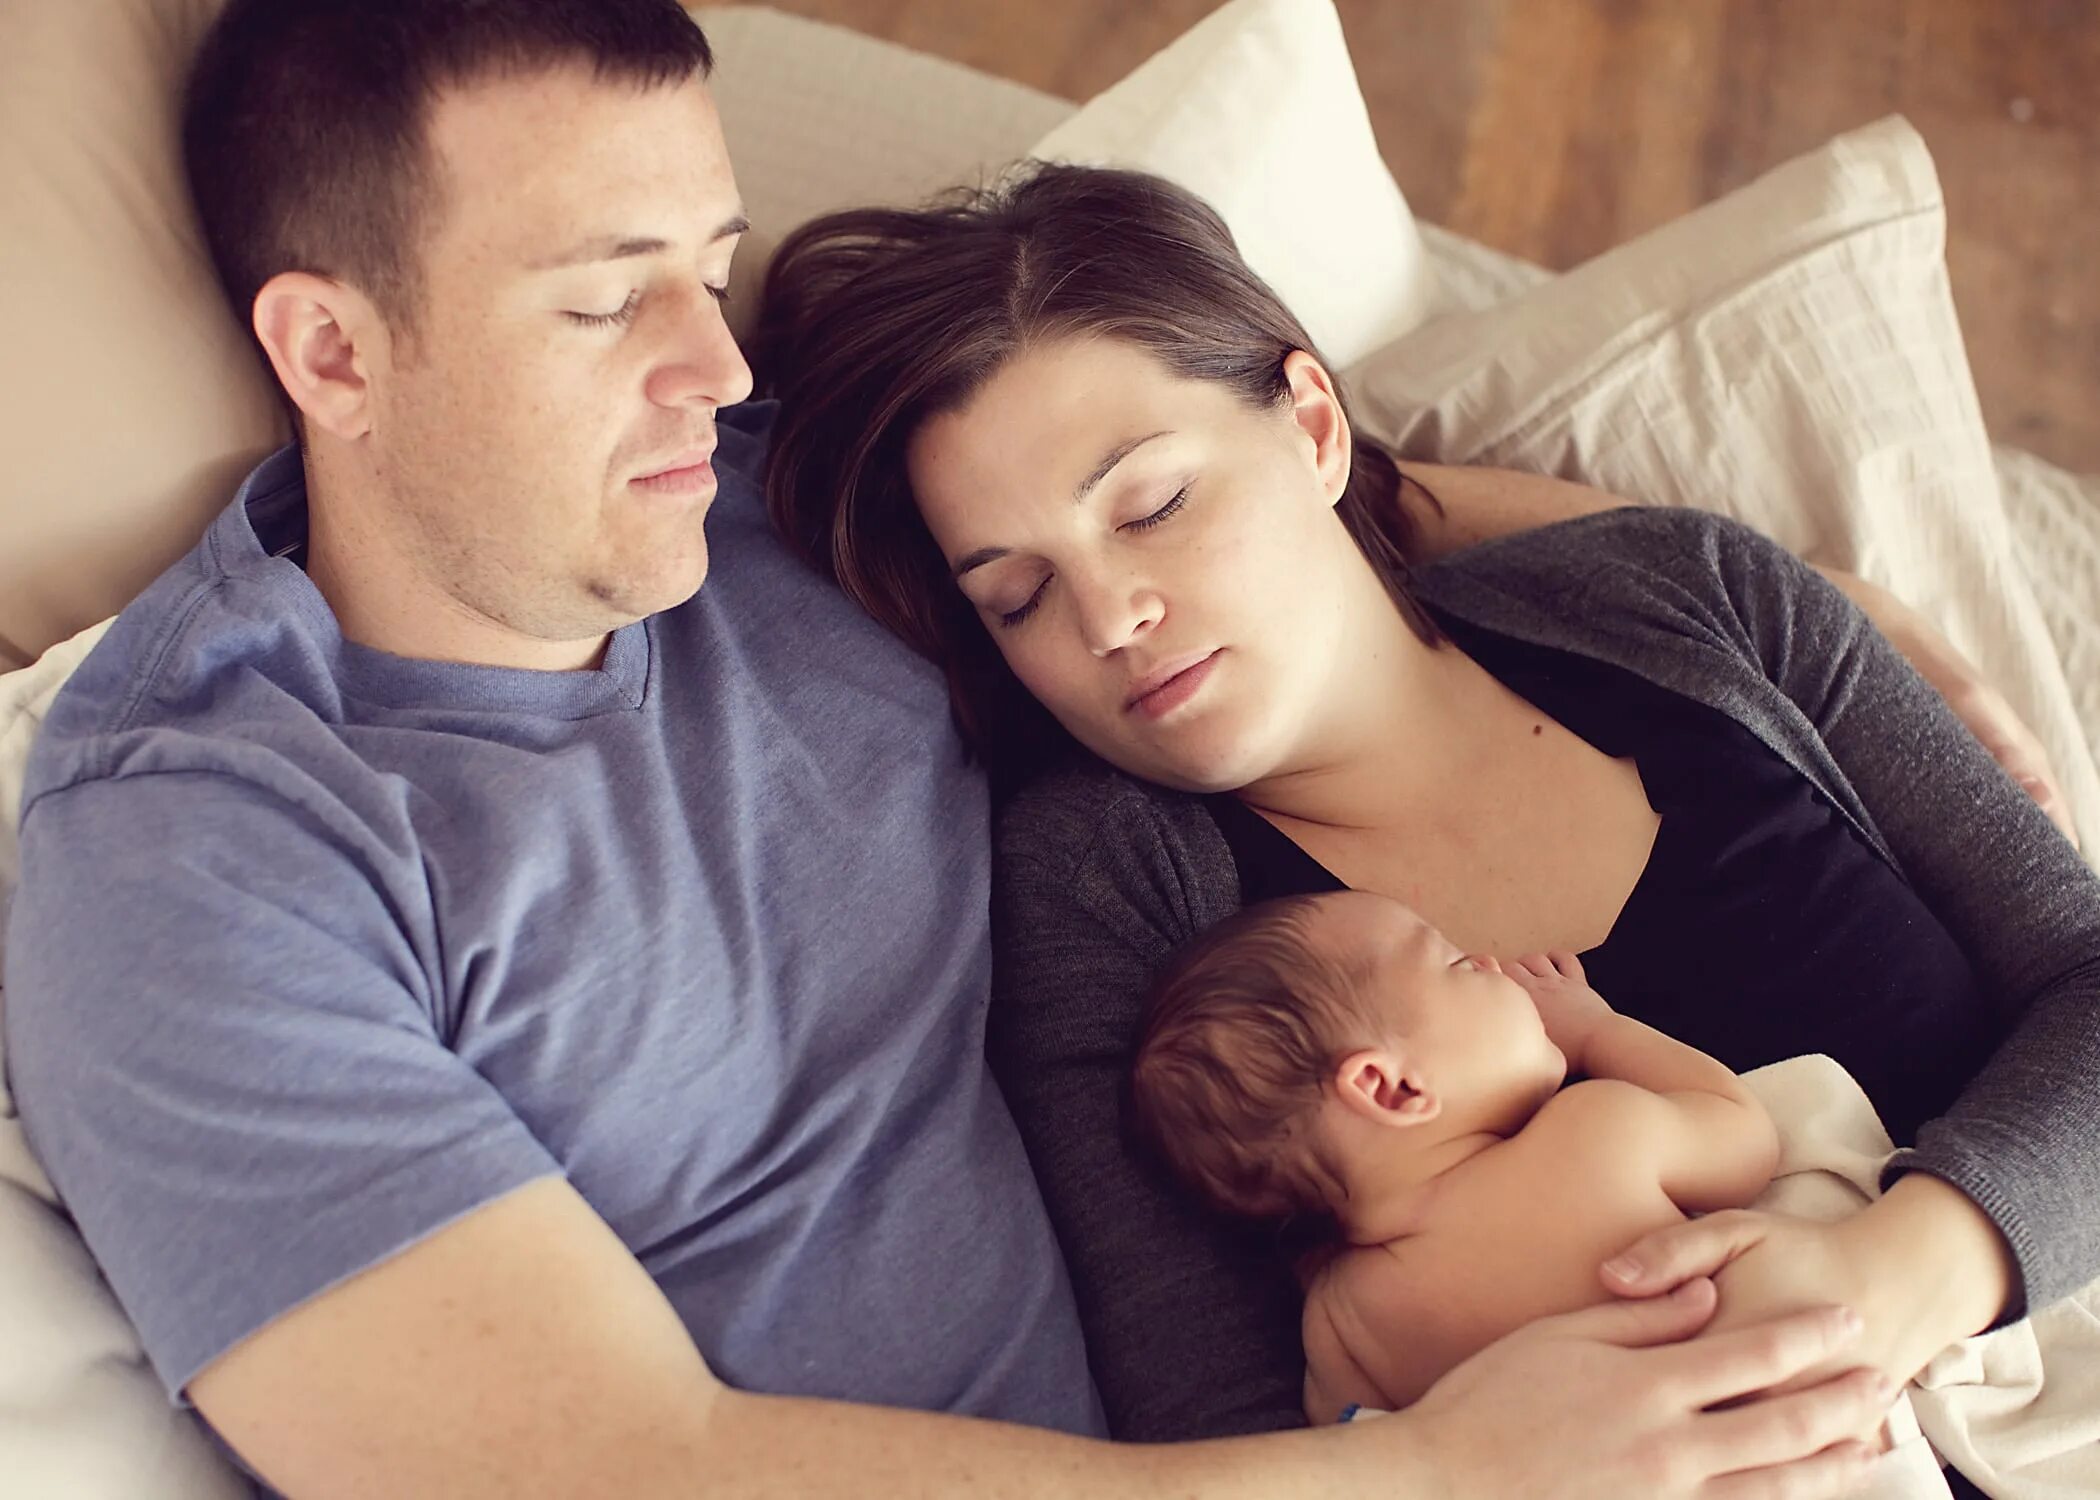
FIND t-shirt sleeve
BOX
[4,769,564,1400]
[1698,514,2100,1318]
[987,773,1305,1441]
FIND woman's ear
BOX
[1333,1047,1440,1127]
[1282,349,1353,507]
[251,271,385,442]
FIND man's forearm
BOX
[684,1389,1400,1500]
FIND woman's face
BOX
[907,335,1364,792]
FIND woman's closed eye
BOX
[998,578,1050,629]
[988,485,1191,629]
[1122,484,1189,533]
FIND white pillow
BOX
[1346,116,2100,855]
[1,621,251,1500]
[1029,0,1432,370]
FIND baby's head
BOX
[1131,890,1565,1228]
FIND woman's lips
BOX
[1128,651,1220,720]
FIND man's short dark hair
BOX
[183,0,714,337]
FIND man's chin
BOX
[584,550,711,624]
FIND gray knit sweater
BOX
[988,506,2100,1442]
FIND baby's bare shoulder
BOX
[1523,1078,1672,1154]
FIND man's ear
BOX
[1282,348,1352,506]
[1333,1047,1440,1127]
[251,271,386,442]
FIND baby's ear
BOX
[1334,1049,1441,1126]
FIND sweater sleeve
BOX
[986,767,1307,1440]
[1674,511,2100,1318]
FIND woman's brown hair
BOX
[757,162,1438,796]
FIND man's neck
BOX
[301,453,608,674]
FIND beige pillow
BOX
[0,0,281,674]
[1347,116,2100,854]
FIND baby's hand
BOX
[1506,951,1613,1067]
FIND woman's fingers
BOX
[1550,1276,1721,1347]
[1603,1209,1769,1295]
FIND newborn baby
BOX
[1129,889,1780,1421]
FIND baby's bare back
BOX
[1306,1080,1691,1411]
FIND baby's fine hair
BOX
[1131,895,1377,1225]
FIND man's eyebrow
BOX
[1074,430,1171,503]
[527,211,752,271]
[951,430,1174,580]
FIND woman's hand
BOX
[1598,1178,2019,1406]
[1385,1278,1891,1499]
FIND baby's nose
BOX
[1466,954,1502,974]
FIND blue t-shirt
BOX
[4,403,1103,1446]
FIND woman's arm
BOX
[1396,462,2075,842]
[988,770,1306,1441]
[1592,513,2100,1379]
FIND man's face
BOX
[364,65,752,643]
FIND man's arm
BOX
[1395,461,2075,842]
[189,1176,1889,1500]
[190,1175,1348,1499]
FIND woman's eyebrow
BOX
[1074,430,1171,502]
[952,546,1008,580]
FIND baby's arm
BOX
[1511,952,1779,1213]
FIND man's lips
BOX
[630,449,716,495]
[1125,650,1221,716]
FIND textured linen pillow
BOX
[1028,0,1432,370]
[1346,116,2100,853]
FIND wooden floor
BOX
[759,0,2100,476]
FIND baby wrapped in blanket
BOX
[1132,889,2100,1499]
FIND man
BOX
[3,2,1891,1495]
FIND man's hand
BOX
[1394,1278,1891,1499]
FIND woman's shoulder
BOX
[997,753,1224,868]
[993,754,1241,932]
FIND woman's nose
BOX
[1077,579,1164,658]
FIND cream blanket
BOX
[1746,1055,2100,1499]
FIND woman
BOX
[756,164,2100,1490]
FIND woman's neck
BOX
[1236,583,1501,834]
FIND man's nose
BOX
[646,286,754,410]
